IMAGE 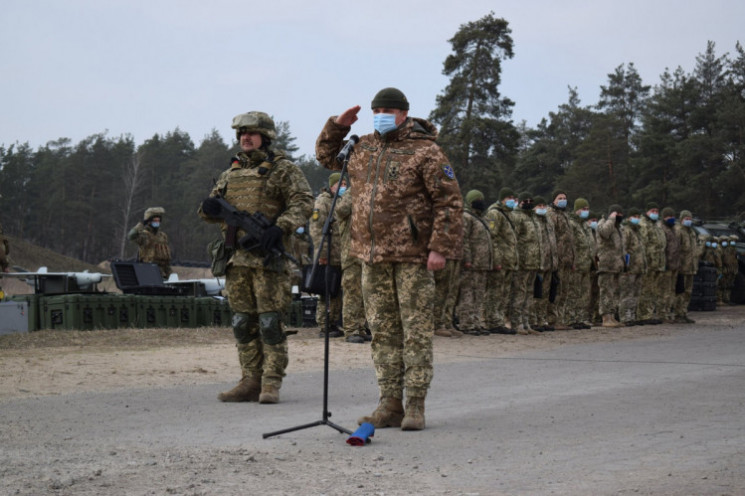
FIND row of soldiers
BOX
[289,178,739,342]
[440,188,739,337]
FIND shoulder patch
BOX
[442,164,455,179]
[312,209,320,221]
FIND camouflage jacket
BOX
[309,190,343,266]
[702,247,722,272]
[200,149,314,271]
[316,116,463,264]
[660,222,681,272]
[509,208,541,270]
[462,208,493,271]
[484,203,519,270]
[535,213,558,272]
[674,224,699,275]
[568,214,595,272]
[596,217,625,273]
[334,189,357,269]
[722,246,739,275]
[547,205,575,270]
[639,215,666,272]
[128,223,171,267]
[622,223,647,275]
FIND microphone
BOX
[336,134,359,163]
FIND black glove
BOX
[201,197,222,217]
[260,225,284,252]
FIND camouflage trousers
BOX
[619,273,642,323]
[597,272,620,317]
[456,269,487,331]
[225,265,290,388]
[485,269,512,328]
[661,270,678,320]
[590,272,600,323]
[638,271,665,320]
[564,270,592,324]
[719,273,735,303]
[362,262,434,399]
[341,259,366,336]
[434,259,460,331]
[674,273,694,318]
[549,267,573,326]
[315,264,342,330]
[531,270,553,326]
[510,270,536,328]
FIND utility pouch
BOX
[207,237,234,277]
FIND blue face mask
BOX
[648,212,659,221]
[682,219,692,227]
[629,217,641,225]
[665,217,676,226]
[579,210,589,219]
[556,199,568,209]
[338,186,347,196]
[535,207,547,216]
[150,222,160,229]
[712,242,718,248]
[705,241,712,247]
[504,199,516,209]
[374,113,398,135]
[722,241,728,247]
[589,221,598,230]
[296,226,305,234]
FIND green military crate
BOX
[172,297,197,328]
[39,294,107,331]
[134,295,170,328]
[194,297,214,326]
[213,298,232,327]
[6,294,41,332]
[104,294,137,329]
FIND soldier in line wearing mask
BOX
[566,198,595,329]
[483,188,519,334]
[619,208,647,325]
[531,196,558,331]
[596,204,625,328]
[659,207,681,323]
[546,190,576,330]
[316,87,463,431]
[509,191,542,335]
[455,190,493,335]
[128,207,172,278]
[587,211,601,325]
[310,173,346,338]
[673,209,699,322]
[720,235,739,305]
[637,202,667,325]
[200,111,314,404]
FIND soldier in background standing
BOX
[531,196,557,331]
[566,198,595,329]
[637,202,667,325]
[596,204,625,328]
[673,209,699,322]
[546,191,575,330]
[456,190,492,335]
[128,207,172,278]
[335,181,370,343]
[483,188,519,334]
[659,207,681,323]
[619,208,647,325]
[509,191,542,335]
[433,258,463,338]
[200,111,313,404]
[310,173,345,338]
[720,235,739,305]
[315,87,463,431]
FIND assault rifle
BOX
[201,196,298,266]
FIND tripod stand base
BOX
[263,418,352,439]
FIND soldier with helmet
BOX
[199,111,314,404]
[128,207,172,278]
[673,209,699,322]
[721,234,739,304]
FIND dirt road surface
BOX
[1,306,744,495]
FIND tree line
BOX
[1,12,743,267]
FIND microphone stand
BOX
[263,148,354,439]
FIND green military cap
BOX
[465,189,484,204]
[328,172,341,188]
[628,207,641,216]
[552,189,567,201]
[533,195,547,205]
[518,191,533,201]
[661,207,675,218]
[588,211,599,220]
[144,207,165,221]
[499,187,515,200]
[609,204,624,215]
[574,198,589,211]
[646,201,659,211]
[680,209,693,219]
[371,87,409,110]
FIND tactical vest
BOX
[221,156,286,220]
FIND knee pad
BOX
[259,311,285,345]
[232,312,259,344]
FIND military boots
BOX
[357,397,404,428]
[217,376,261,402]
[259,385,280,404]
[401,396,426,431]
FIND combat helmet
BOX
[144,207,165,221]
[232,111,277,141]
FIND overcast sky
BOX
[2,0,743,159]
